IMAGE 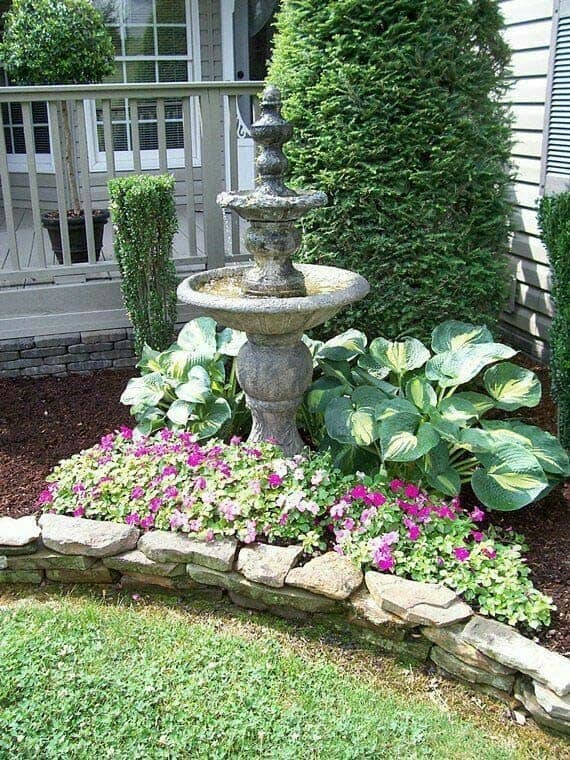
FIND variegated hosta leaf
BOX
[120,372,166,407]
[134,406,165,436]
[320,436,379,475]
[306,377,347,413]
[216,327,247,357]
[425,342,517,388]
[431,320,493,353]
[428,412,462,444]
[471,443,548,511]
[192,397,232,440]
[438,396,479,426]
[422,441,461,496]
[320,359,354,386]
[482,421,570,476]
[176,317,218,363]
[158,346,193,381]
[405,377,437,413]
[166,399,195,426]
[175,365,212,404]
[451,391,495,416]
[324,396,381,447]
[356,354,391,382]
[369,336,430,375]
[380,415,439,462]
[316,329,367,361]
[377,397,421,421]
[137,344,161,374]
[302,334,324,366]
[483,361,541,410]
[351,385,390,411]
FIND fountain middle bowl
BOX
[177,263,370,335]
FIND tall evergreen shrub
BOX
[538,193,570,450]
[108,175,179,355]
[268,0,513,340]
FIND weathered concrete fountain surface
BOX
[178,84,369,454]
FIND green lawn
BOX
[0,588,566,759]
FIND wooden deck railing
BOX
[0,81,263,288]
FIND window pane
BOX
[108,26,123,56]
[138,102,157,121]
[158,60,188,82]
[104,63,124,84]
[139,121,158,150]
[12,126,25,153]
[165,99,182,120]
[125,25,155,56]
[31,102,48,123]
[156,0,186,24]
[166,120,183,149]
[126,60,156,82]
[9,103,23,125]
[34,126,51,153]
[123,0,153,25]
[3,127,13,154]
[157,26,187,55]
[112,123,129,151]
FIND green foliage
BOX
[538,193,570,450]
[109,174,179,355]
[120,317,249,440]
[268,0,513,341]
[0,0,115,85]
[305,320,569,510]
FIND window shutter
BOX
[544,0,570,193]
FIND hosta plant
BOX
[121,317,249,440]
[305,320,569,511]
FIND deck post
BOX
[200,88,226,269]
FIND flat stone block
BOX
[515,678,570,736]
[237,543,303,588]
[534,682,570,721]
[348,588,412,641]
[113,357,137,368]
[34,333,80,348]
[286,552,363,600]
[0,515,40,548]
[430,645,515,692]
[6,548,98,571]
[81,329,126,344]
[120,573,177,590]
[68,360,113,372]
[104,550,185,577]
[139,531,237,571]
[0,569,43,584]
[20,347,63,358]
[22,365,67,377]
[462,615,570,697]
[39,514,139,558]
[69,342,114,354]
[187,564,337,613]
[422,624,514,675]
[0,337,34,351]
[0,542,39,556]
[366,572,472,627]
[0,351,20,362]
[46,565,114,584]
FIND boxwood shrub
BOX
[268,0,514,341]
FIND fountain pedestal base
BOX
[237,333,313,456]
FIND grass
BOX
[0,587,567,759]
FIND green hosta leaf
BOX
[356,354,391,382]
[482,421,570,476]
[216,327,247,357]
[471,444,549,511]
[166,399,195,427]
[158,347,193,381]
[302,334,324,365]
[405,377,437,412]
[483,362,541,410]
[353,372,400,397]
[192,397,232,440]
[352,385,389,410]
[208,359,227,386]
[428,412,462,444]
[380,415,439,462]
[422,441,461,496]
[377,397,421,420]
[306,377,347,413]
[369,336,430,375]
[438,396,479,426]
[175,365,212,404]
[320,359,354,386]
[426,343,517,388]
[317,329,367,361]
[452,391,495,416]
[137,344,161,374]
[460,428,500,453]
[177,317,217,363]
[431,320,493,353]
[350,409,378,446]
[134,406,165,436]
[120,372,166,407]
[324,397,380,447]
[320,437,379,475]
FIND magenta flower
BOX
[268,473,283,488]
[38,489,54,505]
[160,429,173,441]
[125,512,140,526]
[130,486,145,500]
[72,483,86,495]
[246,447,263,459]
[149,497,163,513]
[365,491,386,507]
[187,451,205,467]
[99,433,115,452]
[373,547,395,572]
[437,505,456,520]
[119,425,133,440]
[205,528,216,542]
[483,547,497,560]
[407,525,421,541]
[349,485,368,501]
[389,479,404,492]
[471,506,485,523]
[453,547,470,562]
[278,512,288,526]
[164,485,179,500]
[162,465,178,478]
[343,517,356,531]
[360,507,377,524]
[140,514,155,531]
[404,484,421,499]
[72,506,85,518]
[230,435,242,445]
[471,530,484,543]
[194,476,207,490]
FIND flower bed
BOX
[0,510,569,737]
[38,428,553,630]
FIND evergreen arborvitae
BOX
[268,0,513,340]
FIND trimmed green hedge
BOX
[108,174,179,355]
[268,0,513,341]
[538,193,570,450]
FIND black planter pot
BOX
[41,210,110,264]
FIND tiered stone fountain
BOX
[178,85,369,455]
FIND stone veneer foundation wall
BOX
[1,513,569,738]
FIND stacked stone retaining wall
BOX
[1,513,569,737]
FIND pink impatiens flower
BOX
[230,435,242,445]
[130,486,145,500]
[471,530,484,543]
[125,512,140,526]
[187,451,206,467]
[119,425,133,440]
[453,547,470,562]
[162,465,178,478]
[268,473,283,488]
[329,502,346,520]
[72,506,85,518]
[471,506,486,523]
[37,489,54,505]
[404,484,421,499]
[349,485,368,501]
[164,485,179,500]
[194,476,207,490]
[389,479,404,492]
[149,497,162,513]
[140,514,155,531]
[365,491,386,507]
[483,547,497,560]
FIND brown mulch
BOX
[0,359,568,654]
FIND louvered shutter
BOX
[545,0,570,193]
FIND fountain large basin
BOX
[177,263,370,335]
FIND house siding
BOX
[500,0,556,360]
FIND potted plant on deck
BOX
[0,0,116,263]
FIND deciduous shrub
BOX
[109,174,179,354]
[268,0,513,341]
[39,428,554,629]
[538,193,570,450]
